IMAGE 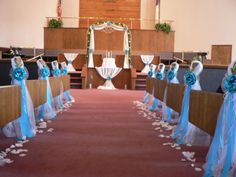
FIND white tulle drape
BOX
[95,67,122,90]
[88,22,130,68]
[64,53,78,72]
[141,55,154,73]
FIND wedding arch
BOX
[86,21,132,68]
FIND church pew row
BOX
[146,77,223,136]
[26,80,47,108]
[189,90,223,136]
[0,75,70,128]
[0,86,21,127]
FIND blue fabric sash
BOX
[203,93,236,177]
[18,80,35,138]
[36,77,56,121]
[172,86,191,144]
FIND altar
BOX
[95,57,122,90]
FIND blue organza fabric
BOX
[203,74,236,177]
[162,69,179,122]
[52,69,64,111]
[172,71,197,143]
[35,66,56,121]
[61,68,74,104]
[3,66,36,139]
[149,72,165,111]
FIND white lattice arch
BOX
[87,21,130,69]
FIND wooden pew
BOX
[61,75,70,91]
[0,86,21,127]
[166,83,185,114]
[145,77,155,94]
[153,80,167,102]
[26,80,47,108]
[189,90,223,136]
[49,77,62,97]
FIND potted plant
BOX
[48,18,63,28]
[155,22,172,33]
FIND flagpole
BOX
[158,0,161,23]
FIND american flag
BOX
[57,0,62,18]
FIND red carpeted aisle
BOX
[0,89,207,177]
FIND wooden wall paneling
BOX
[94,30,124,51]
[211,45,232,65]
[112,69,131,89]
[93,55,103,67]
[131,68,137,90]
[44,28,63,49]
[44,28,175,54]
[57,54,86,70]
[115,55,125,68]
[26,80,47,108]
[189,90,223,136]
[153,80,167,102]
[87,68,132,89]
[81,66,88,89]
[131,55,160,72]
[79,0,141,29]
[49,77,62,97]
[61,75,70,91]
[166,83,185,114]
[63,28,87,49]
[0,86,21,127]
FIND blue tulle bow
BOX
[167,70,175,81]
[12,67,28,81]
[156,71,164,80]
[61,68,68,75]
[184,71,196,86]
[107,76,112,80]
[224,74,236,93]
[40,67,50,79]
[52,69,61,77]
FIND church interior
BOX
[0,0,236,177]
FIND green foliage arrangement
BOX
[155,23,171,33]
[48,18,63,28]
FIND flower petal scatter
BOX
[224,74,236,93]
[184,71,197,86]
[12,67,27,81]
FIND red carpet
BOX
[0,89,208,177]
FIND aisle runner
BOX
[133,101,203,173]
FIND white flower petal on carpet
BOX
[194,167,202,172]
[15,143,23,148]
[47,128,54,132]
[19,153,27,157]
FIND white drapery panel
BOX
[141,55,154,73]
[88,22,130,68]
[95,67,122,90]
[64,53,78,72]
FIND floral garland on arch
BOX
[86,21,132,68]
